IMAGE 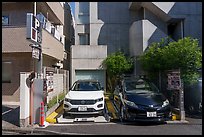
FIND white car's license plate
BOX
[78,106,87,111]
[147,112,157,117]
[75,118,88,121]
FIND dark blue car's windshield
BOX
[72,82,101,91]
[125,79,159,94]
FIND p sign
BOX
[34,18,40,30]
[26,13,42,44]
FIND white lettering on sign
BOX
[35,18,40,29]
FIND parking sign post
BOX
[167,69,185,121]
[179,79,185,121]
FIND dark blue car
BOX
[113,77,172,122]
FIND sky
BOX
[69,2,75,18]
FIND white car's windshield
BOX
[71,81,102,91]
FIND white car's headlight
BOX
[124,99,138,108]
[162,99,169,107]
[96,97,103,102]
[65,98,71,102]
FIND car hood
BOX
[126,92,166,106]
[65,90,104,100]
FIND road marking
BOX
[48,122,117,126]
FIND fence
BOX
[43,67,69,104]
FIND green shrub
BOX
[47,92,66,110]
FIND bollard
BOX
[40,101,45,127]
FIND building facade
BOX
[2,2,74,104]
[73,2,202,87]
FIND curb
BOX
[46,101,64,123]
[46,104,63,123]
[2,127,59,135]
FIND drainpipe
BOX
[181,19,184,38]
[144,8,146,20]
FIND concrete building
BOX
[2,2,74,104]
[71,2,107,89]
[72,2,202,86]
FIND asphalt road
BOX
[2,102,202,135]
[42,117,202,135]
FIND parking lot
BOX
[45,96,177,125]
[46,96,118,124]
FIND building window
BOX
[167,19,184,41]
[79,33,89,45]
[2,15,9,25]
[2,61,12,83]
[79,2,89,14]
[78,2,89,24]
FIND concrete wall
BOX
[71,45,107,85]
[129,20,169,57]
[129,21,143,57]
[75,2,130,54]
[90,2,104,46]
[167,2,202,46]
[2,2,33,26]
[129,20,172,76]
[46,2,64,24]
[2,53,33,103]
[42,29,64,61]
[20,72,30,127]
[97,2,130,54]
[2,27,32,53]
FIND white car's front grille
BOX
[70,100,96,105]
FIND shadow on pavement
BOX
[185,111,202,119]
[2,105,20,127]
[110,118,166,126]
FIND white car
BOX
[63,80,105,115]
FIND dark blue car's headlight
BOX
[162,99,169,107]
[124,99,138,108]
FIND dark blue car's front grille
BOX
[126,104,171,119]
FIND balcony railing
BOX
[37,13,65,44]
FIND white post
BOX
[20,72,30,127]
[34,2,36,16]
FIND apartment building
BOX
[73,2,202,87]
[2,2,74,103]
